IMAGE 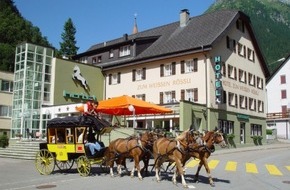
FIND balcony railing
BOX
[267,112,290,120]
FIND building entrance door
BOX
[240,122,245,144]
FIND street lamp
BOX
[128,105,137,128]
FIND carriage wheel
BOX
[35,149,55,175]
[76,156,91,177]
[56,159,74,172]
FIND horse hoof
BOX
[183,185,188,188]
[210,183,215,187]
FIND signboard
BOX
[215,56,222,104]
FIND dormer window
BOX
[109,49,114,58]
[119,45,130,57]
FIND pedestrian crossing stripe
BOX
[246,163,258,173]
[186,160,290,176]
[225,161,237,171]
[266,164,282,176]
[208,160,219,169]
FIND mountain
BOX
[0,0,52,72]
[206,0,290,74]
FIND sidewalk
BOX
[213,138,290,155]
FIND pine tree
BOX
[59,18,79,59]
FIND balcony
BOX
[267,112,290,120]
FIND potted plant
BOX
[226,133,236,148]
[0,134,9,148]
[251,135,263,145]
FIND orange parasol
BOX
[96,95,172,115]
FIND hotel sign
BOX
[63,90,96,101]
[215,56,222,104]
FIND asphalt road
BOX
[0,142,290,190]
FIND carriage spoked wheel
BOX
[76,156,91,177]
[56,159,74,172]
[35,149,55,175]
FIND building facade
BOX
[266,55,290,139]
[11,43,104,139]
[74,10,270,145]
[0,71,14,136]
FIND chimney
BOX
[123,33,128,41]
[180,9,190,27]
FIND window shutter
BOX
[159,92,163,104]
[132,95,135,98]
[181,89,185,101]
[142,94,145,101]
[193,58,198,72]
[180,60,185,74]
[226,36,230,49]
[132,69,136,81]
[172,91,176,100]
[194,88,198,101]
[142,68,146,80]
[117,72,121,84]
[109,74,112,85]
[160,64,164,77]
[172,62,176,75]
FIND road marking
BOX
[266,164,283,176]
[208,160,219,169]
[186,159,199,168]
[286,166,290,171]
[225,161,237,171]
[246,163,258,173]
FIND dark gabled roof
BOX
[75,10,269,77]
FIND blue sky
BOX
[14,0,215,53]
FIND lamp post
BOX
[128,105,136,128]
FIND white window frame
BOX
[119,45,130,57]
[186,89,194,101]
[185,60,194,73]
[136,69,143,81]
[164,64,172,76]
[164,91,172,103]
[112,73,118,85]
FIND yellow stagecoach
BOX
[35,115,113,176]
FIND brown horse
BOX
[186,130,227,187]
[104,131,156,180]
[152,129,196,188]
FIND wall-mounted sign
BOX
[63,90,96,101]
[214,56,222,104]
[237,114,249,121]
[72,65,88,90]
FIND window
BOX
[119,45,130,57]
[228,65,237,80]
[132,68,146,81]
[280,75,286,84]
[238,69,247,83]
[183,58,198,73]
[248,73,256,87]
[1,80,13,92]
[237,43,246,57]
[228,92,237,107]
[218,120,234,135]
[161,62,176,77]
[109,49,114,58]
[0,105,12,117]
[161,91,175,104]
[186,89,194,101]
[109,73,121,85]
[239,95,247,109]
[236,19,245,32]
[281,90,287,99]
[251,124,262,136]
[92,57,97,64]
[97,56,102,63]
[257,77,263,89]
[135,94,145,101]
[247,48,255,62]
[249,98,256,111]
[257,100,264,113]
[226,36,236,52]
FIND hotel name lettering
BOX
[137,78,191,90]
[222,81,259,96]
